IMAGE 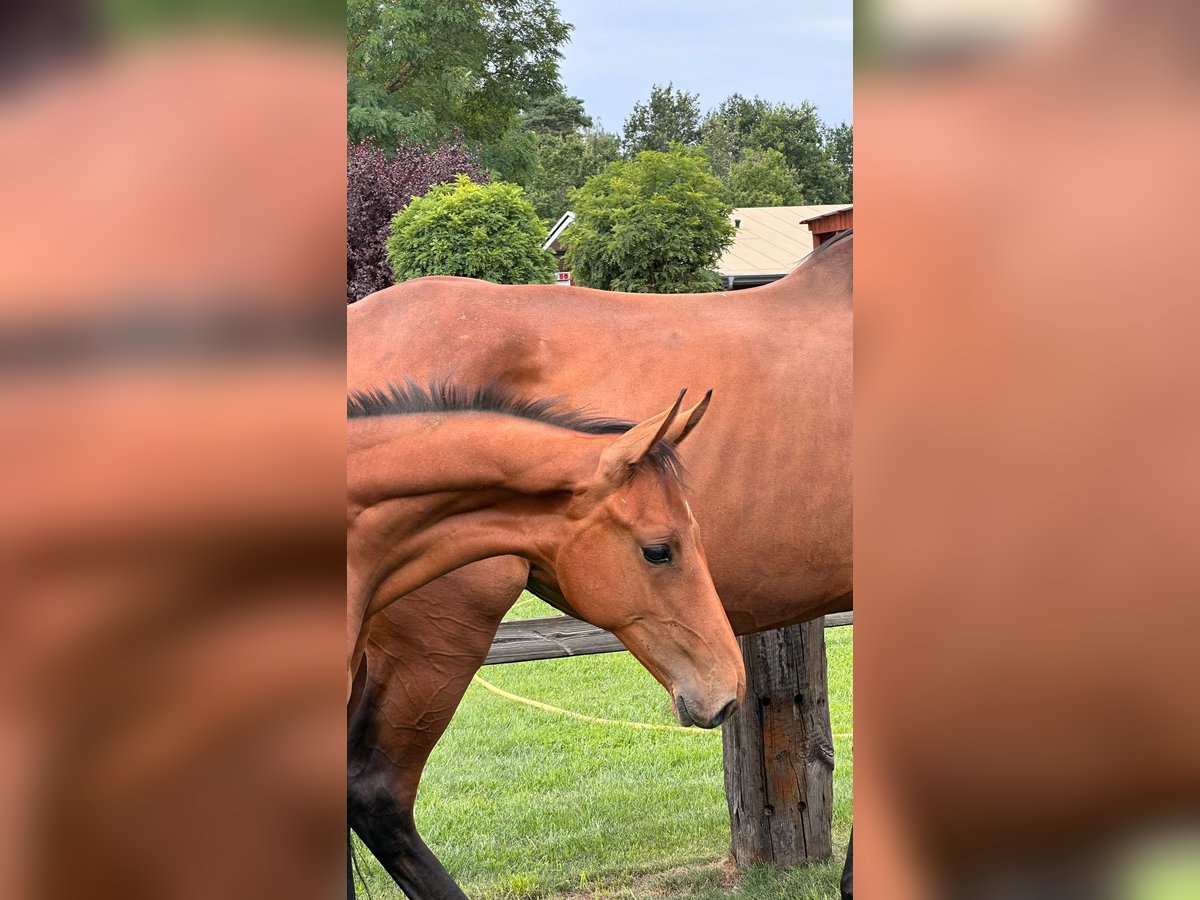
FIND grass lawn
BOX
[354,594,853,899]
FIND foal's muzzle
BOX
[675,693,739,729]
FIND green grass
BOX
[355,594,853,899]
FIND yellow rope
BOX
[471,673,852,740]
[507,596,542,613]
[472,673,707,734]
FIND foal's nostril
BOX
[713,698,738,727]
[678,695,739,729]
[675,694,696,728]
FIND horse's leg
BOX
[347,567,372,702]
[840,827,853,899]
[348,557,529,900]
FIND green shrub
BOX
[387,175,557,285]
[562,148,734,293]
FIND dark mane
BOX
[802,228,852,263]
[816,227,852,251]
[347,380,686,485]
[778,228,852,283]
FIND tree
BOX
[482,89,600,188]
[386,175,556,285]
[347,0,571,149]
[747,102,848,203]
[562,148,735,293]
[705,93,768,144]
[523,128,621,223]
[701,114,740,182]
[621,83,702,155]
[347,138,487,303]
[704,95,850,204]
[727,148,805,207]
[482,125,541,185]
[824,122,854,197]
[522,91,593,135]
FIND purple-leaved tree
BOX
[347,137,487,303]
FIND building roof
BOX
[719,205,852,277]
[542,211,575,252]
[542,203,853,284]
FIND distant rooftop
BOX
[720,205,852,279]
[543,203,852,289]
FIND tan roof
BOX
[719,205,851,277]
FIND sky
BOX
[551,0,853,133]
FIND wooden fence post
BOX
[722,619,834,867]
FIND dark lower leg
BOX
[841,827,853,899]
[348,789,467,900]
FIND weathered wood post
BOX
[722,619,834,866]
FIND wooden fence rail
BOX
[485,611,853,666]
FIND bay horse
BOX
[346,380,744,727]
[346,232,853,898]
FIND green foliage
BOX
[481,124,541,185]
[699,115,740,182]
[726,147,805,207]
[562,148,735,294]
[386,176,556,285]
[749,104,847,203]
[522,129,621,223]
[522,91,593,136]
[704,94,851,204]
[824,121,854,189]
[622,83,702,155]
[483,90,607,190]
[347,0,571,148]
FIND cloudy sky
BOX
[552,0,853,132]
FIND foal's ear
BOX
[596,389,707,485]
[668,388,712,447]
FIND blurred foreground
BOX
[856,1,1200,898]
[0,7,345,900]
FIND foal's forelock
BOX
[616,452,687,491]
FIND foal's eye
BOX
[642,544,672,565]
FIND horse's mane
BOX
[347,379,686,485]
[772,228,852,288]
[813,228,852,253]
[797,228,852,267]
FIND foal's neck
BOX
[346,412,606,612]
[347,411,604,503]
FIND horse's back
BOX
[346,252,853,627]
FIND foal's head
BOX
[554,391,744,729]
